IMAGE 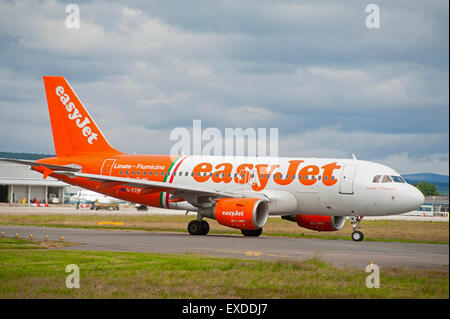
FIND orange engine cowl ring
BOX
[215,198,269,230]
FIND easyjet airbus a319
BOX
[1,76,424,241]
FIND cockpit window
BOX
[391,176,405,183]
[372,175,382,183]
[381,175,393,183]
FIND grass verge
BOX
[0,213,448,244]
[0,237,448,298]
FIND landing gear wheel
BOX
[351,231,364,242]
[187,220,203,235]
[200,220,210,235]
[241,228,263,237]
[350,215,364,241]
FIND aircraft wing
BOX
[54,171,269,201]
[0,158,81,172]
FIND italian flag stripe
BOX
[159,155,187,208]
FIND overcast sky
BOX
[0,0,448,174]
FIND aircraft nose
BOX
[405,185,425,211]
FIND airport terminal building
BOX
[420,196,449,216]
[0,162,66,204]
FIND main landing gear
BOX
[187,220,210,235]
[350,216,364,241]
[241,228,263,237]
[186,219,263,237]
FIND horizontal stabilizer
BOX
[0,158,81,172]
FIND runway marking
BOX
[98,221,124,226]
[245,251,262,256]
[200,248,291,258]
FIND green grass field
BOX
[0,237,448,298]
[0,213,448,244]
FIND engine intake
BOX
[215,198,269,230]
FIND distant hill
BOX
[0,152,54,160]
[403,173,449,196]
[403,173,449,184]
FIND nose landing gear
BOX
[350,216,364,241]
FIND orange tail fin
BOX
[43,76,122,157]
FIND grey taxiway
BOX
[1,224,448,269]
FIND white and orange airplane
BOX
[0,76,425,241]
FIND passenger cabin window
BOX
[382,175,393,183]
[391,176,405,183]
[372,175,382,183]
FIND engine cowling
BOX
[294,215,346,231]
[215,198,269,230]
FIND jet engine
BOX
[282,215,346,231]
[214,198,269,230]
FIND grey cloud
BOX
[0,0,448,174]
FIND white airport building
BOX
[416,196,449,216]
[0,162,67,204]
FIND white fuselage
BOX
[144,156,425,217]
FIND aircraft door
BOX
[101,159,116,176]
[340,165,357,194]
